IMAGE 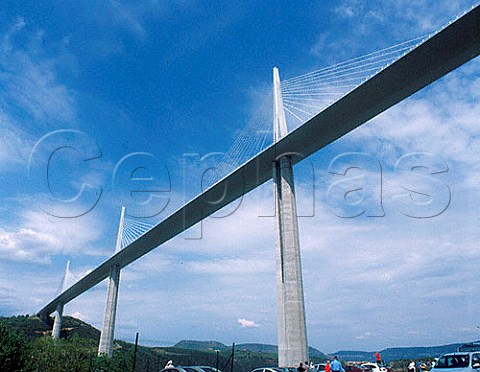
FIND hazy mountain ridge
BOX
[333,342,474,363]
[174,340,231,351]
[175,340,327,359]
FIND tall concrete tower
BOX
[98,206,125,357]
[52,260,70,340]
[273,67,308,367]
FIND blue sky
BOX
[1,0,480,354]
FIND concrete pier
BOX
[98,264,121,357]
[98,207,125,357]
[52,302,64,340]
[273,67,308,367]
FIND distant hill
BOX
[237,344,326,359]
[175,340,327,360]
[334,351,373,361]
[236,343,278,354]
[309,347,328,359]
[174,340,231,351]
[333,342,473,363]
[174,341,280,355]
[0,315,100,341]
[379,344,463,362]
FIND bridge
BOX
[38,4,480,366]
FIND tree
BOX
[0,322,28,371]
[26,335,96,372]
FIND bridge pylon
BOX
[51,302,64,340]
[51,260,70,340]
[273,67,308,367]
[98,206,125,357]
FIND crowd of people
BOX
[408,360,433,372]
[297,356,345,372]
[296,352,435,372]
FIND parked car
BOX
[430,351,480,372]
[161,367,191,372]
[250,367,297,372]
[195,367,223,372]
[315,364,327,372]
[161,366,222,372]
[360,363,388,372]
[345,364,365,372]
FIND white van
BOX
[430,351,480,372]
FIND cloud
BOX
[0,204,107,264]
[0,18,77,171]
[0,18,76,124]
[0,228,50,264]
[356,332,373,340]
[310,1,477,67]
[62,1,195,57]
[185,258,272,276]
[107,0,148,39]
[70,311,90,322]
[238,318,260,328]
[333,0,473,35]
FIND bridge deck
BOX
[38,5,480,318]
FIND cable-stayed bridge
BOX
[38,4,480,365]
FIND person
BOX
[310,362,315,372]
[331,356,344,372]
[306,361,310,372]
[325,360,331,372]
[298,362,306,372]
[374,352,382,365]
[165,360,174,368]
[417,362,423,372]
[408,361,416,372]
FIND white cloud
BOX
[70,311,89,322]
[0,227,51,264]
[0,18,76,124]
[0,204,106,264]
[238,318,260,328]
[356,332,373,340]
[0,18,77,171]
[333,0,473,35]
[310,1,478,68]
[69,1,195,57]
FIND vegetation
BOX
[0,315,284,371]
[0,314,470,372]
[0,322,29,371]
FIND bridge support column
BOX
[98,207,125,357]
[52,302,64,340]
[273,67,308,367]
[98,264,121,357]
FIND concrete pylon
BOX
[273,67,308,367]
[52,302,64,340]
[98,207,125,357]
[52,260,70,340]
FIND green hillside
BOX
[0,315,100,341]
[175,340,327,360]
[0,315,277,372]
[1,314,477,371]
[174,340,230,351]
